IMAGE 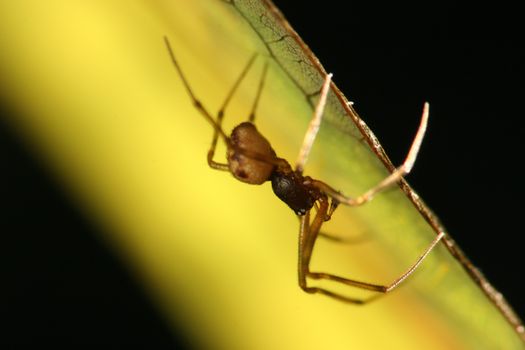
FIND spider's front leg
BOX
[317,102,430,207]
[295,73,332,175]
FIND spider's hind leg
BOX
[297,190,444,304]
[298,198,385,304]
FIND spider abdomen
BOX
[227,122,276,185]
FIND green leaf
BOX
[0,0,523,349]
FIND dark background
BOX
[1,1,524,348]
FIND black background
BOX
[2,1,524,348]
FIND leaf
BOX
[0,0,523,349]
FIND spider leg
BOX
[164,36,259,171]
[308,230,445,293]
[300,103,443,296]
[248,60,269,123]
[298,195,445,303]
[295,73,333,174]
[164,36,229,145]
[298,198,377,304]
[314,102,430,206]
[304,200,361,243]
[208,52,258,170]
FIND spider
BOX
[164,36,445,304]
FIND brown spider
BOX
[164,36,444,304]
